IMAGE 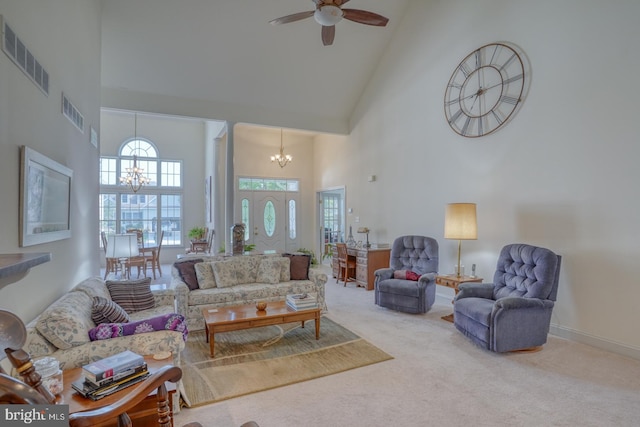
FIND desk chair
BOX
[335,243,356,286]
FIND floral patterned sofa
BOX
[171,253,328,331]
[24,277,186,370]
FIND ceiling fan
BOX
[270,0,389,46]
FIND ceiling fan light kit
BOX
[270,0,389,46]
[314,5,343,26]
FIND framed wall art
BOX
[20,146,73,246]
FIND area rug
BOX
[180,316,393,407]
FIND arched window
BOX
[99,137,183,248]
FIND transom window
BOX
[99,138,183,247]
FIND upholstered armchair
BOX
[453,243,562,352]
[374,236,439,314]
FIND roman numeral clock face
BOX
[444,43,526,138]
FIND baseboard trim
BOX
[436,293,640,361]
[549,324,640,361]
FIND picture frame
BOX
[20,146,73,246]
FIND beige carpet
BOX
[180,316,393,407]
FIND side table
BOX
[61,355,176,427]
[435,274,483,323]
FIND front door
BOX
[237,188,300,253]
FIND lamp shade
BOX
[106,234,139,258]
[444,203,477,240]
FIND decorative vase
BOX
[231,223,245,255]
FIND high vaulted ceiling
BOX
[100,0,410,134]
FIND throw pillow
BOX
[106,278,155,314]
[211,261,238,288]
[393,270,420,281]
[278,256,291,282]
[194,262,217,289]
[283,253,311,280]
[406,271,420,281]
[91,296,130,324]
[393,270,408,279]
[174,258,203,290]
[88,313,188,342]
[256,257,282,284]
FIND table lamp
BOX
[357,227,370,248]
[106,234,139,277]
[444,203,477,277]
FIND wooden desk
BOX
[435,274,483,322]
[62,355,176,427]
[331,245,391,290]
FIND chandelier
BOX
[270,129,292,168]
[119,114,150,192]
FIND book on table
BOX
[72,364,149,401]
[82,350,145,385]
[286,293,318,310]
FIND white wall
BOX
[0,0,102,322]
[315,0,640,357]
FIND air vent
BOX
[62,93,84,133]
[1,15,49,96]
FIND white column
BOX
[224,122,235,254]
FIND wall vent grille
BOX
[62,93,84,133]
[1,15,49,96]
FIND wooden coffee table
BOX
[202,301,321,357]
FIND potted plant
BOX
[188,226,206,241]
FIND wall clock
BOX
[444,43,526,138]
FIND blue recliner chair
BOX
[453,243,562,352]
[374,236,439,314]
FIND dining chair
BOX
[147,230,164,279]
[335,243,356,286]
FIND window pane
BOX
[120,158,157,187]
[120,139,157,158]
[99,158,117,185]
[161,161,182,187]
[241,199,250,241]
[99,193,117,246]
[264,201,276,237]
[286,180,299,191]
[161,194,182,246]
[120,194,157,239]
[238,178,251,190]
[289,200,296,239]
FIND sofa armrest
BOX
[455,282,494,301]
[308,267,328,312]
[172,281,189,319]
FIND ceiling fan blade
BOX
[321,25,335,46]
[269,10,314,25]
[342,9,389,26]
[335,0,352,5]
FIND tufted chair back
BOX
[389,235,439,275]
[492,244,561,301]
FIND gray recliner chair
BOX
[374,236,439,314]
[453,243,561,352]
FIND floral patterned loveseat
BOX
[171,253,328,331]
[24,276,186,370]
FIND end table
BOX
[435,274,483,323]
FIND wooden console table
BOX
[435,274,483,322]
[62,355,176,427]
[331,245,391,290]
